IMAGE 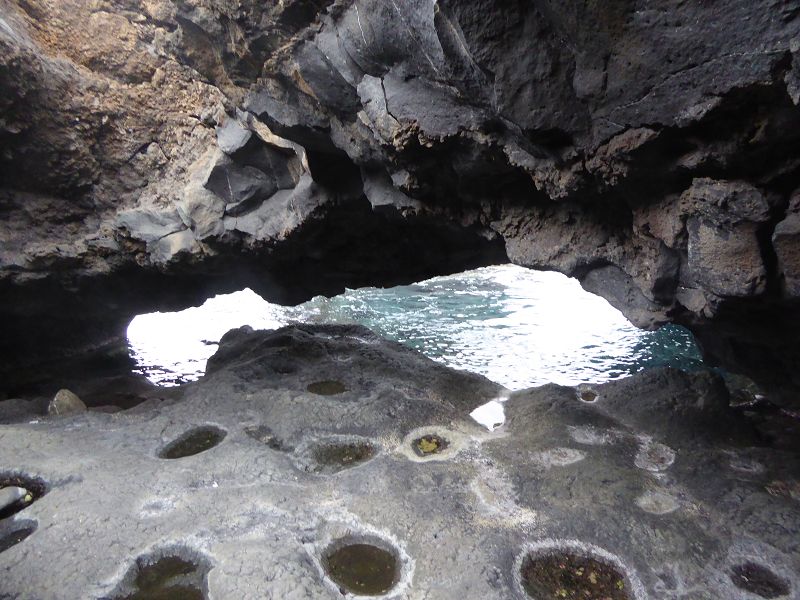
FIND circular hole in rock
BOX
[307,380,347,396]
[323,541,399,596]
[730,562,790,598]
[112,554,209,600]
[158,426,226,460]
[311,441,376,474]
[412,434,449,457]
[578,389,598,402]
[520,551,632,600]
[635,441,675,472]
[0,475,47,520]
[0,522,36,554]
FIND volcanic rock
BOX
[0,1,800,404]
[47,389,87,417]
[0,325,796,598]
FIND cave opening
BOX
[3,0,800,595]
[127,265,705,390]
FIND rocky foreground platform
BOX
[0,325,798,599]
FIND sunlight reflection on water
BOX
[128,265,704,390]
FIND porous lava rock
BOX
[1,1,800,403]
[0,325,797,598]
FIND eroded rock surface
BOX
[0,325,797,599]
[46,389,86,418]
[1,1,800,402]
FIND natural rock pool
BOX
[128,265,704,389]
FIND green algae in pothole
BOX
[311,442,376,473]
[159,427,226,459]
[115,556,205,600]
[579,390,598,402]
[413,434,449,457]
[520,553,631,600]
[307,380,347,395]
[0,525,35,554]
[323,543,398,596]
[730,562,790,599]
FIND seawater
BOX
[128,265,704,389]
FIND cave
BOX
[0,0,799,597]
[124,266,705,391]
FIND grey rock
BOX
[215,117,252,155]
[362,168,421,213]
[236,142,301,191]
[150,229,199,264]
[774,210,800,297]
[675,286,710,316]
[47,388,87,417]
[245,85,321,131]
[116,209,185,245]
[380,68,487,140]
[224,174,328,240]
[293,42,360,117]
[357,74,402,145]
[175,187,226,241]
[787,39,800,106]
[204,161,276,215]
[0,326,797,598]
[581,265,668,329]
[0,486,28,511]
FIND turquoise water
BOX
[128,265,704,389]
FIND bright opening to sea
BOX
[127,265,704,392]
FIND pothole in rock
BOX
[634,440,676,472]
[0,521,36,554]
[765,480,800,501]
[576,388,599,403]
[520,552,632,600]
[322,540,399,596]
[0,475,47,520]
[530,448,586,470]
[728,456,766,475]
[568,425,623,446]
[730,562,790,598]
[635,490,680,515]
[412,434,449,457]
[307,380,348,396]
[111,551,210,600]
[310,441,377,474]
[158,426,226,459]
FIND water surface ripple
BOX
[128,266,704,389]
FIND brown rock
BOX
[774,211,800,297]
[1,0,800,405]
[48,389,87,417]
[687,218,766,298]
